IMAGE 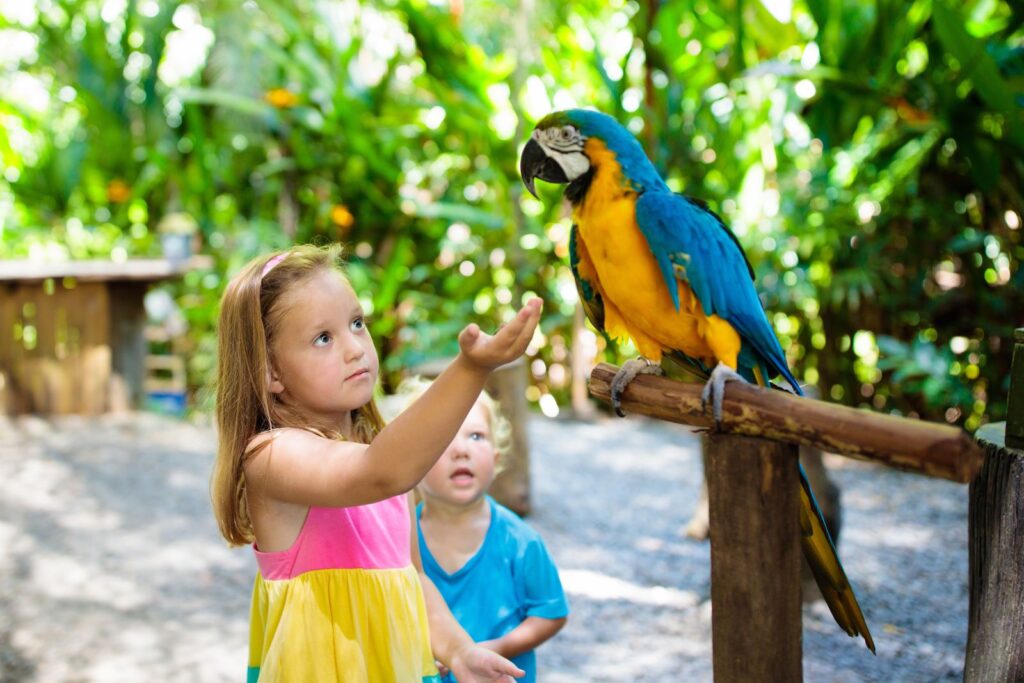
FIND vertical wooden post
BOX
[569,302,596,418]
[707,433,802,683]
[1007,328,1024,449]
[108,281,148,411]
[486,357,532,516]
[965,328,1024,682]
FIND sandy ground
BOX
[0,411,968,682]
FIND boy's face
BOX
[420,401,498,508]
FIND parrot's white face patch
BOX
[533,126,590,181]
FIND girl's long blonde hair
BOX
[211,243,385,546]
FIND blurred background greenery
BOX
[1,0,1021,429]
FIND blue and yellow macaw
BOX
[519,108,875,653]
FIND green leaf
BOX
[176,88,279,121]
[409,201,507,229]
[933,2,1024,149]
[373,235,416,321]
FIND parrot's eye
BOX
[562,126,575,140]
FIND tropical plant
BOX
[1,0,1020,429]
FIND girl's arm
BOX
[246,300,541,509]
[409,494,525,682]
[478,616,567,660]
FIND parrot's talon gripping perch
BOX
[700,362,747,428]
[610,357,663,417]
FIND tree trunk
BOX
[486,358,532,516]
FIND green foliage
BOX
[1,0,1021,429]
[877,335,974,412]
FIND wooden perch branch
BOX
[589,362,984,483]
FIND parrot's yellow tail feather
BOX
[799,478,876,653]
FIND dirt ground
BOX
[0,411,968,682]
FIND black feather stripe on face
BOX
[565,167,595,205]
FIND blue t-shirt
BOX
[417,496,569,683]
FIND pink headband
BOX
[261,253,287,279]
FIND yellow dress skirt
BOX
[246,496,441,682]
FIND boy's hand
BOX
[434,660,450,677]
[457,299,542,371]
[447,643,525,682]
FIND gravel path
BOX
[0,412,969,682]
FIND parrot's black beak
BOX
[519,137,569,198]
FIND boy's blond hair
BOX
[393,376,512,473]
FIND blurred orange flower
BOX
[106,179,132,203]
[330,204,355,229]
[265,88,299,108]
[886,97,932,125]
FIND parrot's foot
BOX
[611,357,663,417]
[700,362,747,427]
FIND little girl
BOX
[398,379,568,683]
[210,244,539,682]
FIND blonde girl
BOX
[211,244,539,682]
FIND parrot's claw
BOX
[700,362,747,428]
[610,357,663,417]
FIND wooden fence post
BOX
[707,433,802,682]
[964,328,1024,682]
[485,357,532,516]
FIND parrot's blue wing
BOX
[683,195,755,281]
[635,191,801,394]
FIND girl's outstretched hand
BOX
[457,299,542,371]
[448,644,525,683]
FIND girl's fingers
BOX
[519,298,542,321]
[509,299,541,329]
[510,300,541,338]
[459,323,481,348]
[502,306,531,336]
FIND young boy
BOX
[399,379,568,683]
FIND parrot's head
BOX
[519,111,588,198]
[519,109,657,199]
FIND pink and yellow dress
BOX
[247,494,441,682]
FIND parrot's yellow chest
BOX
[572,140,735,366]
